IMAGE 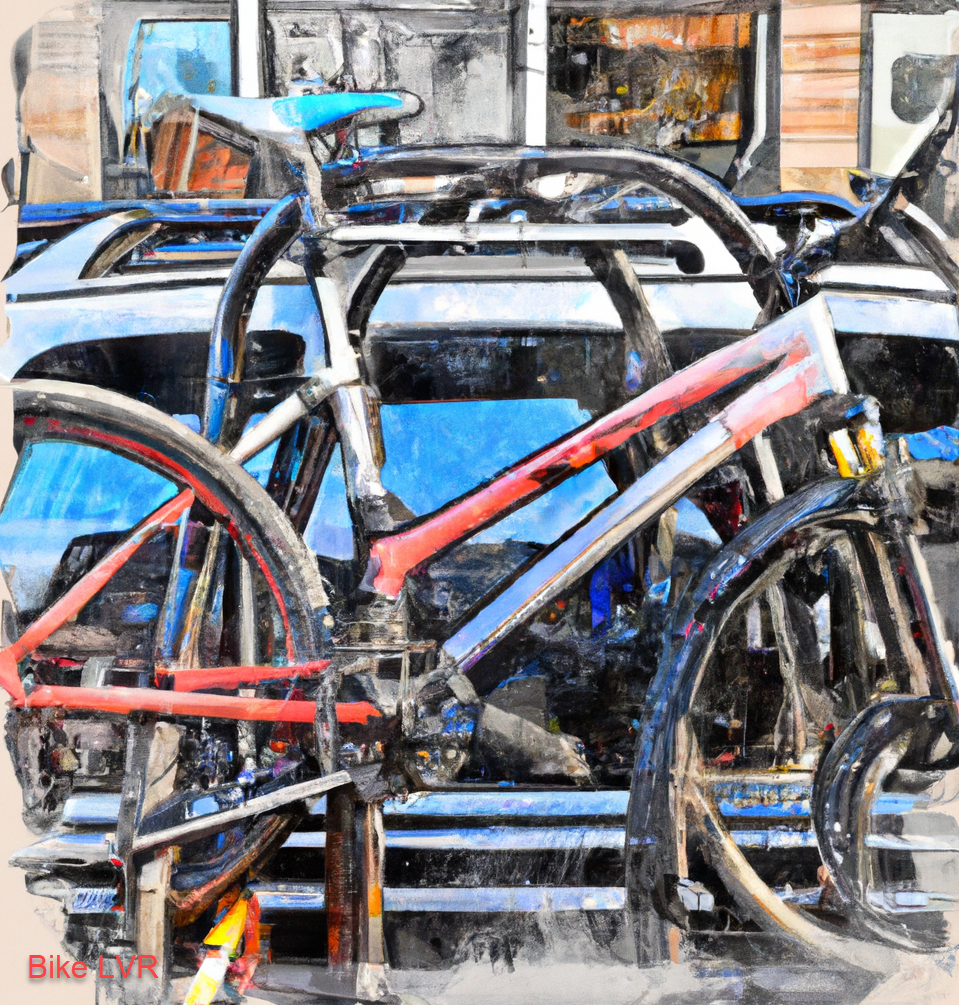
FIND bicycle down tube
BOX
[371,292,847,599]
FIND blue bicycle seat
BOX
[156,90,422,140]
[274,91,418,130]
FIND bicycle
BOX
[2,92,959,995]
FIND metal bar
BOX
[233,0,265,98]
[0,488,193,699]
[387,826,625,851]
[283,825,626,852]
[131,771,352,854]
[250,885,628,914]
[228,369,350,465]
[322,146,775,276]
[583,245,673,389]
[115,719,156,939]
[156,660,331,691]
[311,276,393,533]
[134,727,180,994]
[18,685,380,726]
[870,793,931,814]
[18,199,275,225]
[331,385,394,534]
[731,831,818,849]
[252,883,326,912]
[238,554,257,667]
[232,395,311,465]
[735,12,769,181]
[383,886,626,912]
[356,802,387,997]
[718,801,809,818]
[135,853,173,994]
[313,277,360,382]
[867,890,959,913]
[524,0,548,145]
[204,193,304,442]
[328,221,730,245]
[326,790,357,970]
[752,430,785,501]
[864,833,959,851]
[383,790,630,817]
[30,787,636,830]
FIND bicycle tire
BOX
[8,378,327,663]
[626,474,955,961]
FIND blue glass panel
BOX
[240,413,281,488]
[0,442,177,611]
[379,400,616,545]
[302,401,617,560]
[125,20,232,125]
[303,444,354,560]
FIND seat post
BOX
[231,0,266,99]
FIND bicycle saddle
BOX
[160,90,422,142]
[275,91,421,130]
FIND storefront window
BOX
[266,7,515,145]
[124,20,233,128]
[550,14,752,167]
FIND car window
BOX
[125,21,233,128]
[0,442,177,616]
[304,399,617,560]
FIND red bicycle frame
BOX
[0,294,847,721]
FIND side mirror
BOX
[876,52,959,181]
[1,158,16,207]
[891,53,958,124]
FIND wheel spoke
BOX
[176,522,224,669]
[766,583,809,761]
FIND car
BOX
[3,3,959,1002]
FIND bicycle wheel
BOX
[2,379,333,826]
[7,378,327,658]
[626,473,959,960]
[0,379,374,978]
